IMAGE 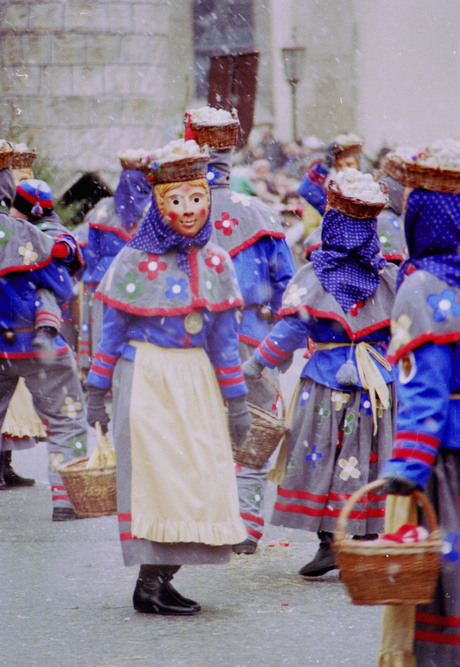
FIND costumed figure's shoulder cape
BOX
[86,197,141,242]
[37,214,84,275]
[0,212,55,276]
[304,225,322,260]
[95,240,243,316]
[210,188,286,256]
[387,270,460,363]
[376,208,408,263]
[279,261,397,340]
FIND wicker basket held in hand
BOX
[189,108,240,149]
[231,374,288,470]
[57,422,117,518]
[333,479,442,605]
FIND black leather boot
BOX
[1,451,35,487]
[133,565,200,615]
[299,531,336,577]
[0,467,8,490]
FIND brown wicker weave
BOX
[231,374,288,469]
[12,149,37,169]
[57,423,117,518]
[335,142,363,159]
[148,153,209,185]
[189,108,240,149]
[382,154,460,194]
[119,157,150,173]
[333,479,442,605]
[327,179,388,219]
[0,142,14,169]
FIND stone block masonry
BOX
[0,0,177,194]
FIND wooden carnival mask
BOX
[155,178,210,238]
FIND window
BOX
[193,0,254,98]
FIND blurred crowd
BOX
[230,123,390,267]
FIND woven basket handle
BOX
[261,373,285,419]
[95,421,107,468]
[334,479,439,543]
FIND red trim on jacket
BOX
[279,304,391,340]
[88,222,137,242]
[387,330,460,364]
[227,229,286,258]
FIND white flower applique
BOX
[283,283,307,308]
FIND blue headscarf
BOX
[397,188,460,290]
[311,208,387,312]
[114,169,152,230]
[128,184,212,277]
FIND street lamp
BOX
[281,45,306,140]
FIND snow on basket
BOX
[382,138,460,194]
[327,167,388,219]
[188,106,240,149]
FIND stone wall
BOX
[0,0,193,192]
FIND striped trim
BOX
[395,431,441,448]
[215,365,243,376]
[51,484,69,502]
[392,447,437,466]
[393,431,441,466]
[247,526,263,540]
[240,511,264,527]
[89,362,114,377]
[415,629,460,646]
[94,351,118,365]
[417,612,460,628]
[274,501,384,519]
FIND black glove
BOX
[278,353,293,374]
[242,356,264,380]
[227,396,252,447]
[377,474,420,496]
[86,384,110,434]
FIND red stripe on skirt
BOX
[415,629,460,645]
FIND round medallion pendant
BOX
[184,312,203,334]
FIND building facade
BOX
[0,0,458,198]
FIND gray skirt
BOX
[112,354,238,567]
[270,377,396,535]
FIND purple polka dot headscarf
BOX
[397,189,460,290]
[311,209,386,313]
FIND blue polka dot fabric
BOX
[311,208,386,313]
[397,189,460,290]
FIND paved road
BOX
[1,353,384,666]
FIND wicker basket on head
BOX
[118,156,151,173]
[148,151,209,185]
[12,149,37,169]
[190,109,240,149]
[0,142,14,169]
[327,179,388,219]
[382,154,460,194]
[333,479,442,605]
[335,142,363,160]
[57,422,117,518]
[231,374,288,469]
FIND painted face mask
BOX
[157,181,210,238]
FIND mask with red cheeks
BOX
[154,178,210,238]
